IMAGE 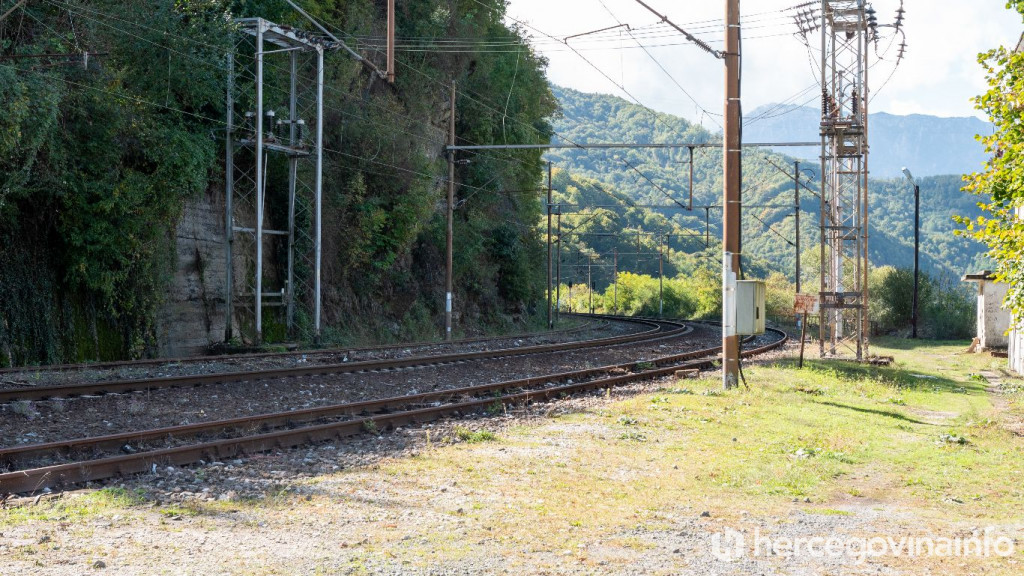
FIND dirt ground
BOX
[2,340,1022,575]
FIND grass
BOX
[5,339,1023,574]
[364,339,1024,572]
[0,487,146,527]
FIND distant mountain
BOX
[544,85,992,283]
[743,104,992,179]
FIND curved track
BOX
[0,317,681,402]
[0,319,786,495]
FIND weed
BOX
[634,361,655,371]
[454,426,497,443]
[617,416,639,426]
[49,398,67,414]
[486,401,504,416]
[618,431,647,442]
[362,420,379,435]
[10,400,38,421]
[937,433,969,445]
[126,397,146,416]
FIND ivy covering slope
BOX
[0,0,555,366]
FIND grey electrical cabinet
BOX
[736,280,766,335]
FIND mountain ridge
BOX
[743,103,991,178]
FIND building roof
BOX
[963,271,997,282]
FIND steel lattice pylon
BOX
[819,0,870,359]
[225,19,324,344]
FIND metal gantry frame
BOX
[225,19,324,344]
[819,1,871,359]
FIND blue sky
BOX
[504,0,1021,126]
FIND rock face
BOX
[155,191,227,357]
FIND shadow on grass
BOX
[871,336,972,351]
[771,356,979,396]
[815,401,935,426]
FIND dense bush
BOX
[869,266,974,339]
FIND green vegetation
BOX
[0,0,555,365]
[869,266,975,338]
[454,426,497,443]
[959,1,1024,323]
[548,85,990,287]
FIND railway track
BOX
[0,320,786,495]
[0,317,677,402]
[0,317,607,379]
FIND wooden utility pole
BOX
[722,0,741,389]
[386,0,395,83]
[547,162,553,328]
[445,80,455,340]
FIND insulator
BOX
[264,110,276,138]
[296,119,306,145]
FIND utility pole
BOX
[555,207,562,322]
[546,162,553,328]
[658,235,665,318]
[445,80,455,340]
[688,146,695,211]
[386,0,395,83]
[590,259,595,315]
[794,160,801,294]
[705,206,711,248]
[902,167,920,339]
[722,0,742,389]
[613,247,618,314]
[912,180,919,339]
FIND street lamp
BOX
[901,167,920,339]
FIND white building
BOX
[963,272,1009,350]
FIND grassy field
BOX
[4,338,1024,574]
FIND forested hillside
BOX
[0,0,554,366]
[546,86,991,288]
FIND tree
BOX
[959,2,1024,322]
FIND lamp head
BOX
[901,167,915,184]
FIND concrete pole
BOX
[286,49,298,334]
[613,247,618,314]
[588,257,593,314]
[658,236,664,318]
[445,80,456,340]
[254,22,265,343]
[386,0,395,83]
[555,208,562,322]
[314,45,324,342]
[225,51,235,342]
[546,162,553,329]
